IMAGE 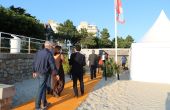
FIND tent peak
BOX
[159,10,168,20]
[140,10,170,43]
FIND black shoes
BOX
[74,94,78,98]
[47,89,53,95]
[74,92,84,98]
[81,92,84,96]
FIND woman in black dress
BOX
[52,45,65,96]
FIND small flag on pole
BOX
[116,0,125,24]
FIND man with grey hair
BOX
[46,41,56,94]
[32,41,59,110]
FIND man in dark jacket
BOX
[88,50,98,79]
[32,41,59,110]
[69,45,86,97]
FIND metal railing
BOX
[0,32,46,53]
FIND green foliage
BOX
[57,19,80,45]
[112,35,134,48]
[100,28,112,48]
[0,5,135,48]
[112,62,122,80]
[0,6,45,39]
[79,28,88,45]
[81,32,97,48]
[124,35,134,48]
[103,58,122,78]
[117,37,126,48]
[105,58,115,77]
[113,63,121,74]
[63,55,71,75]
[9,5,35,18]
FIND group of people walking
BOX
[32,41,86,110]
[32,41,127,110]
[32,41,65,110]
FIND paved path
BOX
[12,73,102,110]
[12,75,71,107]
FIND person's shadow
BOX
[119,70,130,80]
[166,92,170,110]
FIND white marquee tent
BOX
[141,10,170,42]
[130,10,170,84]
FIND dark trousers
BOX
[72,73,84,96]
[122,63,126,69]
[35,74,49,109]
[90,65,96,79]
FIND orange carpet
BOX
[13,73,102,110]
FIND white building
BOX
[77,22,99,37]
[48,20,60,33]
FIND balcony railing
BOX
[0,32,45,54]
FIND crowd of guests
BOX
[32,41,127,110]
[32,41,86,110]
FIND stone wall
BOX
[0,54,34,84]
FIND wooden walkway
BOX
[13,73,102,110]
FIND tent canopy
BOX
[130,10,170,84]
[140,10,170,43]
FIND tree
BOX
[9,5,35,18]
[94,37,100,48]
[117,37,126,48]
[10,5,26,15]
[79,28,88,47]
[111,38,115,48]
[0,6,45,39]
[112,35,135,48]
[124,35,134,48]
[57,19,80,45]
[100,28,112,48]
[79,28,88,40]
[81,32,97,48]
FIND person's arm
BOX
[69,53,73,65]
[48,53,58,75]
[95,55,98,66]
[88,54,90,61]
[32,53,37,73]
[32,53,38,78]
[48,53,60,80]
[82,55,86,66]
[61,54,65,63]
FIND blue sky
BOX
[1,0,170,42]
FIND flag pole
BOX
[114,0,118,64]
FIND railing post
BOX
[0,32,1,53]
[28,38,30,54]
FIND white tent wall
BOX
[130,43,170,84]
[130,10,170,84]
